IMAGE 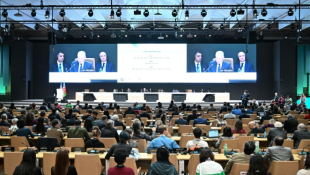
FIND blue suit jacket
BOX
[50,62,71,72]
[193,118,209,126]
[187,62,208,72]
[95,62,115,72]
[234,62,254,72]
[70,61,93,72]
[208,61,231,72]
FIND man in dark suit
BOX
[67,114,76,126]
[17,110,27,121]
[233,51,254,72]
[49,52,71,72]
[208,51,232,72]
[82,103,90,109]
[100,120,119,142]
[94,115,107,130]
[238,109,250,120]
[193,115,209,126]
[112,115,126,130]
[124,107,136,118]
[82,109,93,120]
[247,121,264,136]
[220,102,227,113]
[39,103,49,112]
[267,122,287,146]
[284,114,299,133]
[0,107,13,119]
[95,103,104,111]
[207,104,216,112]
[292,123,310,148]
[70,51,93,72]
[0,114,11,127]
[259,111,272,125]
[95,52,116,72]
[187,110,198,124]
[187,52,208,72]
[175,114,188,125]
[140,109,151,119]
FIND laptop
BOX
[208,130,219,138]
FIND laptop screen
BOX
[208,130,219,138]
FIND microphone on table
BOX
[188,128,192,135]
[228,148,238,155]
[298,144,309,155]
[205,64,213,72]
[21,142,29,152]
[66,64,75,72]
[87,141,99,154]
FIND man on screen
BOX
[188,52,208,72]
[49,52,70,72]
[208,51,232,72]
[95,52,115,72]
[234,52,254,72]
[70,51,93,72]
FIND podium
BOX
[172,94,186,102]
[203,94,215,102]
[144,94,159,102]
[83,93,96,101]
[113,93,128,102]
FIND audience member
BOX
[48,108,62,121]
[65,109,73,119]
[29,103,39,114]
[85,126,105,150]
[232,106,242,115]
[260,111,273,125]
[82,109,93,120]
[17,110,27,121]
[220,102,228,113]
[175,113,188,125]
[124,107,136,118]
[67,120,90,141]
[72,106,80,114]
[105,131,132,160]
[186,128,209,151]
[25,112,38,126]
[214,126,235,148]
[262,119,276,129]
[83,118,93,132]
[292,123,310,149]
[60,119,70,132]
[112,114,126,130]
[124,128,138,148]
[264,136,294,164]
[101,120,120,142]
[214,114,227,126]
[139,108,151,119]
[16,119,34,143]
[132,121,156,141]
[51,149,77,175]
[267,121,287,147]
[207,104,216,112]
[187,110,198,124]
[247,121,264,136]
[247,154,271,175]
[107,148,135,175]
[297,151,310,175]
[224,107,236,119]
[94,115,107,130]
[47,119,64,144]
[284,114,298,133]
[9,118,19,132]
[0,114,11,127]
[196,147,225,175]
[193,114,209,126]
[239,109,250,120]
[13,149,42,175]
[232,120,246,134]
[35,117,46,135]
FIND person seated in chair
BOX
[70,51,93,72]
[263,136,294,164]
[208,51,232,72]
[175,113,188,125]
[95,52,115,72]
[247,121,264,136]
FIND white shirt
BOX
[216,63,222,72]
[240,61,246,72]
[196,161,224,175]
[195,61,201,72]
[224,113,236,119]
[78,62,84,72]
[101,62,107,72]
[186,138,209,150]
[57,61,63,72]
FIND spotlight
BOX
[31,9,36,17]
[267,23,272,30]
[150,24,155,30]
[34,23,39,30]
[4,24,9,32]
[45,10,50,19]
[97,35,100,38]
[68,24,72,31]
[291,23,295,29]
[104,24,108,30]
[125,35,127,37]
[127,24,131,31]
[116,9,122,17]
[143,9,149,17]
[288,8,294,16]
[194,35,196,37]
[220,23,224,30]
[88,9,93,17]
[208,24,213,30]
[230,9,236,17]
[62,24,67,32]
[172,9,178,17]
[59,9,65,17]
[201,9,207,17]
[139,35,141,37]
[11,23,15,31]
[110,10,114,19]
[185,10,189,19]
[58,24,63,31]
[173,24,179,31]
[81,23,86,30]
[2,9,8,18]
[197,24,202,30]
[261,8,267,17]
[253,9,258,18]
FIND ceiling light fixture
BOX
[116,9,122,17]
[59,9,65,17]
[143,9,149,17]
[88,9,93,17]
[185,10,189,19]
[230,9,236,17]
[31,9,36,17]
[172,9,178,17]
[261,8,267,17]
[201,9,207,17]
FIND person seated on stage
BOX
[147,146,178,175]
[224,107,236,119]
[105,131,132,160]
[231,106,242,115]
[95,52,116,72]
[284,114,299,133]
[247,154,271,175]
[94,115,107,130]
[193,114,209,126]
[67,120,90,141]
[47,119,64,144]
[214,114,227,127]
[187,110,198,124]
[108,148,135,175]
[124,107,136,118]
[247,121,265,136]
[208,51,232,72]
[85,126,105,150]
[112,114,126,130]
[113,105,123,115]
[186,128,209,151]
[101,120,119,143]
[297,151,310,175]
[187,51,208,73]
[262,119,275,129]
[51,149,77,175]
[48,108,62,121]
[263,136,294,164]
[16,119,34,144]
[0,114,11,127]
[175,113,188,125]
[70,51,93,72]
[267,121,287,147]
[231,120,246,134]
[13,149,42,175]
[145,125,180,153]
[139,108,151,119]
[292,123,310,149]
[214,126,235,148]
[196,147,224,175]
[132,120,156,141]
[224,141,255,174]
[259,111,273,125]
[233,51,254,72]
[220,102,228,113]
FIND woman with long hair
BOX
[132,121,156,141]
[247,154,271,175]
[196,147,224,175]
[85,126,105,150]
[124,128,138,148]
[13,149,42,175]
[35,117,46,135]
[52,149,77,175]
[83,118,93,132]
[297,152,310,175]
[65,109,73,119]
[214,126,235,148]
[146,105,152,114]
[231,120,245,134]
[25,112,38,126]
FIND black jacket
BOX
[247,127,265,136]
[140,112,151,119]
[187,114,197,124]
[85,138,105,150]
[239,113,250,120]
[267,127,287,147]
[124,110,136,118]
[114,120,126,130]
[260,115,272,125]
[100,127,120,142]
[292,129,310,149]
[284,119,299,133]
[105,142,132,160]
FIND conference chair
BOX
[219,139,239,149]
[208,111,218,115]
[132,139,147,153]
[126,114,136,118]
[195,124,211,134]
[43,152,57,175]
[189,120,194,126]
[170,118,177,126]
[64,138,84,148]
[249,114,257,119]
[268,161,299,175]
[242,118,253,125]
[289,111,299,114]
[4,152,23,175]
[178,125,193,134]
[211,120,217,127]
[238,136,254,151]
[75,154,103,175]
[298,119,309,125]
[109,157,141,175]
[179,135,195,148]
[187,154,200,175]
[202,114,213,120]
[108,110,113,115]
[10,136,30,150]
[172,115,179,118]
[0,126,9,133]
[294,114,305,119]
[265,127,272,134]
[99,138,117,148]
[263,120,270,125]
[25,126,34,133]
[229,163,249,175]
[140,117,148,126]
[212,58,234,70]
[124,118,132,126]
[203,107,208,111]
[282,139,293,149]
[298,139,310,149]
[222,112,228,115]
[299,155,306,170]
[151,154,178,172]
[226,119,237,126]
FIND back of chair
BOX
[238,136,254,151]
[109,157,140,175]
[294,114,305,119]
[188,154,200,175]
[4,152,23,175]
[170,118,177,126]
[195,125,211,134]
[189,120,194,126]
[43,152,57,175]
[99,138,117,148]
[266,127,273,134]
[140,117,148,126]
[75,154,102,175]
[226,119,237,126]
[289,111,299,114]
[132,139,147,153]
[115,126,123,130]
[202,114,212,120]
[10,136,29,150]
[124,118,132,126]
[230,163,249,175]
[243,126,251,134]
[211,120,217,127]
[269,161,299,175]
[242,118,253,125]
[179,135,195,148]
[282,139,293,149]
[298,139,310,149]
[263,120,270,125]
[178,125,193,133]
[64,138,84,147]
[151,154,178,172]
[219,139,239,149]
[126,114,136,118]
[298,119,309,125]
[249,114,257,119]
[0,126,9,133]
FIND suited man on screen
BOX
[234,52,254,72]
[70,51,93,72]
[49,52,70,72]
[95,52,115,72]
[208,51,232,72]
[188,52,208,72]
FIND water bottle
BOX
[224,143,228,156]
[264,131,267,138]
[99,68,103,72]
[255,145,259,154]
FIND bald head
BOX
[274,122,282,128]
[298,123,306,130]
[248,121,255,129]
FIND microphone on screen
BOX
[205,64,213,72]
[298,144,309,155]
[66,64,75,72]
